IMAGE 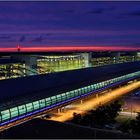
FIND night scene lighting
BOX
[0,1,140,139]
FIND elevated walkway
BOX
[1,61,140,126]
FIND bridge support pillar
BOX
[96,94,98,98]
[81,52,92,67]
[61,107,65,113]
[57,108,61,113]
[80,100,83,104]
[12,55,38,76]
[109,89,112,92]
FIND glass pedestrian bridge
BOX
[1,70,140,126]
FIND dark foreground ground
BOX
[0,119,139,139]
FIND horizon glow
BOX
[0,46,140,52]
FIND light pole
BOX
[131,94,133,119]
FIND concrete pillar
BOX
[12,55,38,76]
[57,108,61,113]
[61,107,65,113]
[109,89,112,92]
[81,52,92,67]
[96,94,98,98]
[80,100,83,104]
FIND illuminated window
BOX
[26,103,33,112]
[93,84,96,89]
[56,95,61,102]
[39,99,46,108]
[87,86,91,92]
[74,90,79,96]
[83,87,87,92]
[61,93,66,101]
[10,107,19,118]
[45,98,51,106]
[99,83,102,87]
[51,96,57,104]
[100,82,104,87]
[112,79,116,83]
[91,85,95,90]
[51,96,56,100]
[18,105,26,115]
[1,109,10,121]
[70,91,75,97]
[78,89,82,95]
[96,84,99,89]
[80,88,84,94]
[66,92,71,99]
[33,101,40,110]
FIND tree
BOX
[130,112,140,135]
[85,100,123,125]
[105,100,123,123]
[80,113,93,126]
[119,112,140,135]
[70,112,82,124]
[118,120,131,134]
[88,106,110,125]
[70,100,123,128]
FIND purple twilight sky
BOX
[0,1,139,49]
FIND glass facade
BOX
[91,55,140,67]
[1,55,140,80]
[37,55,84,74]
[1,70,140,124]
[0,63,26,80]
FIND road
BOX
[47,81,140,122]
[119,111,137,119]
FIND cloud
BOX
[0,36,10,39]
[108,7,115,11]
[119,10,140,19]
[32,36,44,42]
[88,8,105,14]
[131,43,140,46]
[19,35,26,42]
[127,11,140,16]
[87,7,115,14]
[63,9,75,13]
